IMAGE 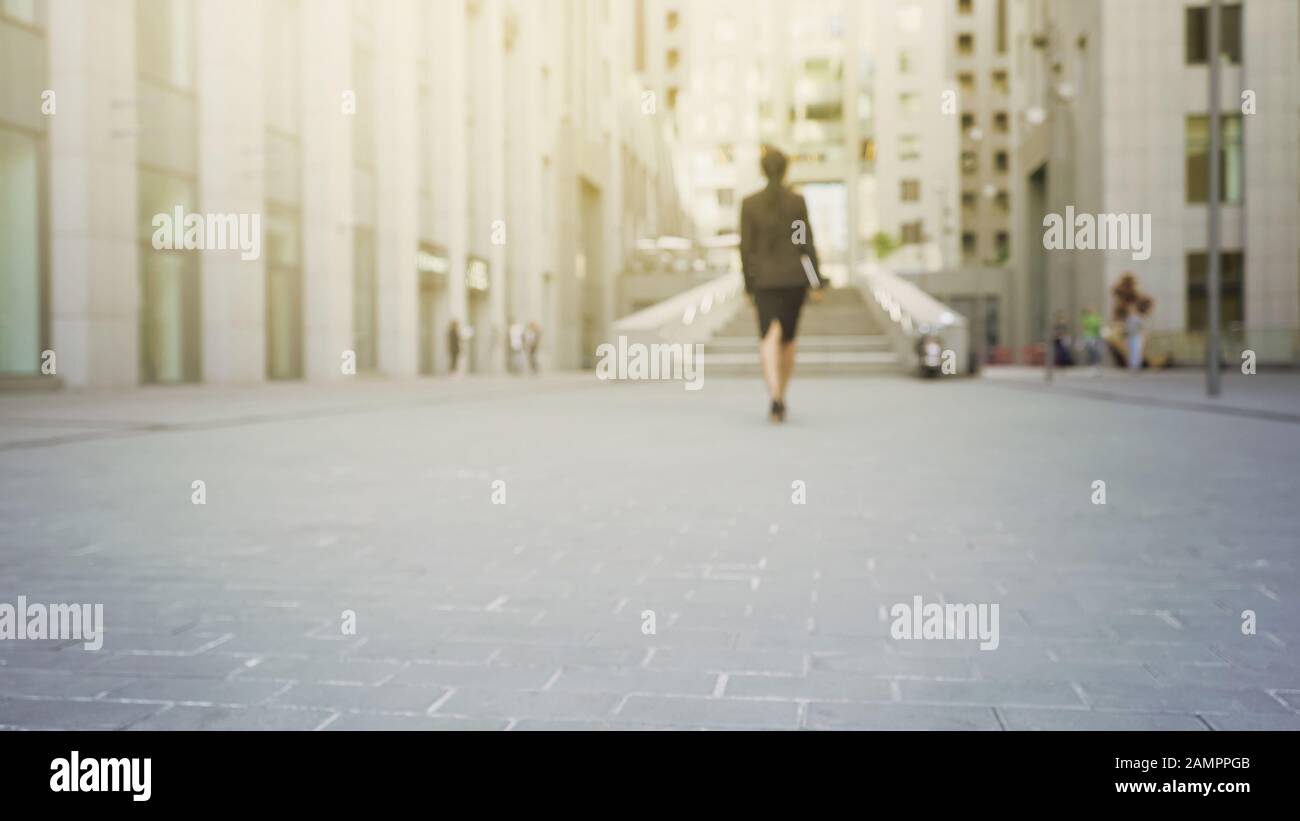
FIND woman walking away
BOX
[739,145,826,423]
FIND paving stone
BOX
[900,680,1087,709]
[0,698,163,730]
[616,695,800,728]
[997,708,1209,731]
[806,702,1001,730]
[1076,683,1290,715]
[723,672,894,702]
[435,689,622,721]
[125,704,333,730]
[269,683,448,714]
[2,374,1299,729]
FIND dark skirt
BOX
[753,287,808,343]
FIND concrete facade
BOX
[0,0,689,387]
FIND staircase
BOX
[702,287,900,376]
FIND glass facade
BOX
[1186,115,1243,205]
[0,126,40,374]
[138,168,200,383]
[265,208,303,379]
[353,227,377,371]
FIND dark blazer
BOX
[740,184,823,292]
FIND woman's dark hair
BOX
[760,145,788,184]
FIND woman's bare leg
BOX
[760,320,784,400]
[778,339,798,399]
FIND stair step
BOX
[706,335,892,352]
[705,350,899,366]
[702,287,901,375]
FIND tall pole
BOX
[1207,0,1222,396]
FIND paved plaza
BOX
[1,369,1298,730]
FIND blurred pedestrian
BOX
[447,319,461,377]
[739,144,827,423]
[508,320,525,374]
[1125,297,1152,372]
[1080,306,1103,373]
[524,321,541,374]
[1052,311,1074,367]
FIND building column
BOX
[299,0,353,381]
[485,0,508,372]
[47,0,138,388]
[374,0,419,377]
[197,0,266,384]
[434,0,469,374]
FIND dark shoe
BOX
[769,399,786,423]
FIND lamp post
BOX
[1207,0,1223,396]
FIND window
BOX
[995,190,1009,211]
[900,179,921,202]
[994,111,1009,132]
[995,231,1010,259]
[957,0,973,14]
[898,3,923,33]
[994,150,1009,172]
[1186,251,1245,331]
[807,101,843,121]
[666,10,678,30]
[352,47,374,168]
[992,70,1009,94]
[666,48,679,70]
[898,93,919,119]
[901,221,924,244]
[962,191,978,208]
[264,0,301,136]
[962,232,977,257]
[957,33,974,56]
[0,127,40,375]
[899,50,915,75]
[1186,4,1242,65]
[265,208,303,380]
[899,134,921,162]
[138,168,200,383]
[996,0,1008,53]
[2,0,38,24]
[959,72,976,94]
[1186,114,1243,203]
[353,228,378,371]
[666,86,679,110]
[961,112,976,130]
[962,150,978,174]
[137,0,195,89]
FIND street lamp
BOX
[1207,0,1223,396]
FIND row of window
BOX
[963,111,1010,133]
[962,149,1010,175]
[959,70,1010,96]
[962,230,1011,261]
